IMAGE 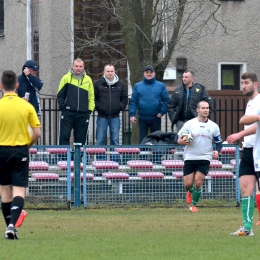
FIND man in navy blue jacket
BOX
[17,60,43,115]
[129,65,170,143]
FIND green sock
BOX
[187,184,194,193]
[191,187,202,206]
[242,196,254,231]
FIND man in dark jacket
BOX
[129,65,170,143]
[94,64,128,145]
[17,60,43,115]
[168,70,212,132]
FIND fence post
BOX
[74,143,82,208]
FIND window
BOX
[0,0,4,37]
[218,62,247,90]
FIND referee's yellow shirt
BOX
[0,93,41,146]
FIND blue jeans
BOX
[96,117,120,145]
[138,117,162,163]
[138,117,161,143]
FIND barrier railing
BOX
[36,97,246,145]
[27,144,240,209]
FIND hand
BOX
[212,151,219,159]
[23,67,30,76]
[22,97,29,101]
[177,136,189,146]
[130,117,136,123]
[226,133,241,144]
[157,113,162,118]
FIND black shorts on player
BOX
[0,145,29,187]
[239,147,256,177]
[183,160,210,176]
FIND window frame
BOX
[0,0,4,37]
[218,62,247,90]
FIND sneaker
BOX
[15,210,28,228]
[230,226,254,236]
[186,191,192,204]
[4,226,18,240]
[189,206,198,212]
[256,220,260,226]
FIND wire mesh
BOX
[27,145,70,209]
[81,144,239,208]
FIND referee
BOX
[0,70,41,239]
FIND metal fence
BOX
[27,144,240,209]
[38,96,246,146]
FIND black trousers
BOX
[59,110,89,145]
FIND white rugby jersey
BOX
[178,117,222,161]
[244,94,260,148]
[250,95,260,171]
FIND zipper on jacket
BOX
[109,85,112,117]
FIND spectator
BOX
[129,65,170,143]
[0,70,41,239]
[94,64,128,145]
[57,58,95,147]
[17,60,43,116]
[177,101,222,213]
[228,72,260,236]
[168,70,212,132]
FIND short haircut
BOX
[197,100,209,109]
[184,70,194,77]
[104,64,115,70]
[241,72,258,83]
[73,58,84,65]
[1,70,17,91]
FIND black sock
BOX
[10,196,24,226]
[1,201,12,226]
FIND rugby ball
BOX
[179,130,194,142]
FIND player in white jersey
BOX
[178,101,222,212]
[227,72,260,236]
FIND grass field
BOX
[0,207,259,260]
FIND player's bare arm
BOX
[239,115,260,125]
[226,124,257,143]
[28,127,41,148]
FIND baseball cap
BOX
[23,60,38,71]
[143,65,155,72]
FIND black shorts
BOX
[0,146,29,187]
[183,160,210,176]
[239,147,256,177]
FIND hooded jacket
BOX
[167,83,212,130]
[57,69,95,113]
[129,76,170,120]
[94,75,128,118]
[17,64,43,114]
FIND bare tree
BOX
[74,0,230,81]
[74,0,230,143]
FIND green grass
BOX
[1,207,259,260]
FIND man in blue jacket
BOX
[129,65,170,143]
[17,60,43,116]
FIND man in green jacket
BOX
[57,58,95,146]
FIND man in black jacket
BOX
[94,64,128,145]
[168,70,212,132]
